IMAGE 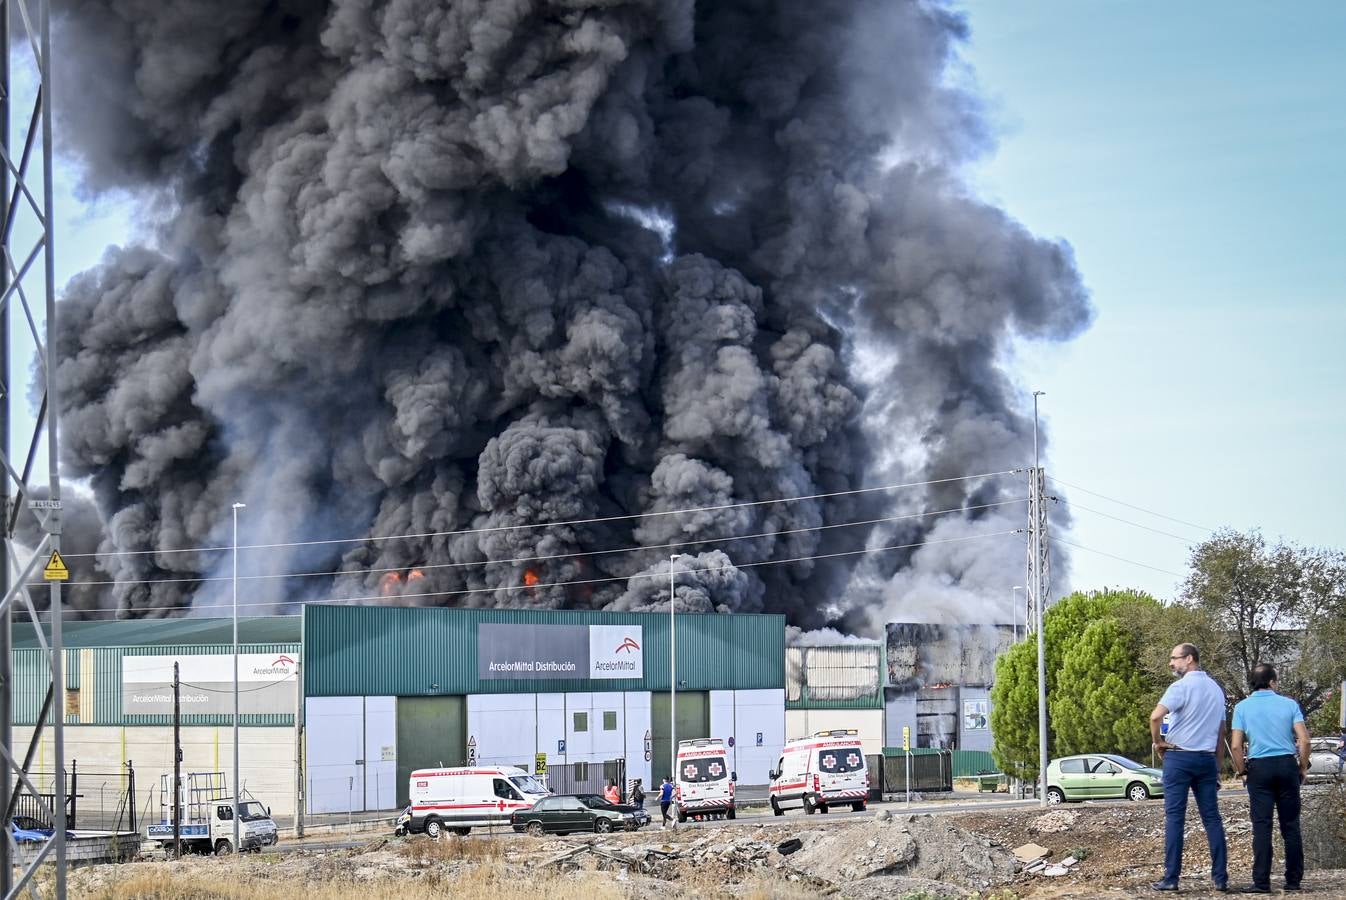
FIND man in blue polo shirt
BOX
[1149,642,1229,892]
[1230,663,1309,893]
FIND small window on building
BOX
[603,711,617,731]
[573,712,588,732]
[574,761,589,781]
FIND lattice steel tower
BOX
[2,0,69,895]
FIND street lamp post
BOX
[668,553,691,830]
[232,501,246,852]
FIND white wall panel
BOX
[468,693,538,770]
[786,708,884,757]
[306,697,364,814]
[364,697,397,810]
[727,689,785,786]
[536,693,565,773]
[623,692,653,786]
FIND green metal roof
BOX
[12,616,301,649]
[303,604,785,697]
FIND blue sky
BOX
[27,2,1346,608]
[960,1,1346,598]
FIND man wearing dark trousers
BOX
[1230,663,1309,893]
[1149,643,1230,892]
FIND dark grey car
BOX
[510,794,650,835]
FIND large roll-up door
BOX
[396,695,466,806]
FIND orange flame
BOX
[379,572,402,596]
[407,569,425,582]
[523,569,540,587]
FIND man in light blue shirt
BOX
[1149,643,1229,892]
[1230,663,1308,893]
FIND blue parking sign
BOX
[558,739,567,754]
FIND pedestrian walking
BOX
[1230,663,1309,893]
[659,775,674,826]
[1148,643,1230,893]
[631,778,646,810]
[604,779,621,804]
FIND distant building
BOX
[884,623,1014,751]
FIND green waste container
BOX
[977,773,1005,793]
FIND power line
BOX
[1057,499,1202,545]
[1046,475,1213,533]
[58,468,1020,560]
[41,497,1028,589]
[1047,536,1185,578]
[24,527,1021,619]
[178,676,295,694]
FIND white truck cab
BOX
[674,738,736,822]
[145,772,278,855]
[768,729,868,816]
[409,765,550,837]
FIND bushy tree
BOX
[1052,617,1161,759]
[1181,529,1346,716]
[992,588,1163,773]
[990,639,1040,780]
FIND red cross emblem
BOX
[683,764,697,780]
[846,753,860,767]
[708,762,723,777]
[821,753,837,770]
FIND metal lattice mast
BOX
[1,1,68,895]
[1025,466,1051,635]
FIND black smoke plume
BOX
[47,0,1089,627]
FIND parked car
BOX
[1045,754,1164,804]
[1307,737,1345,778]
[510,793,650,836]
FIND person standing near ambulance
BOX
[1148,643,1229,893]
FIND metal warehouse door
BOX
[650,691,709,784]
[396,695,466,806]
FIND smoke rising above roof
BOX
[47,0,1090,628]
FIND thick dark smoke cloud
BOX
[47,0,1089,628]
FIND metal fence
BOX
[543,758,627,800]
[8,760,137,832]
[875,749,953,794]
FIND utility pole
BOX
[173,662,181,860]
[1027,391,1051,807]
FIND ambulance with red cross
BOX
[768,729,869,815]
[407,765,550,837]
[674,738,736,822]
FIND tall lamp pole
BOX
[669,553,691,829]
[1011,586,1023,642]
[232,501,246,851]
[1032,390,1047,807]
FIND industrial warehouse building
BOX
[8,606,1006,822]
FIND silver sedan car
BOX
[1307,737,1344,778]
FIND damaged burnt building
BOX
[884,623,1015,752]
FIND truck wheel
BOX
[851,801,866,812]
[676,808,688,823]
[803,796,816,815]
[424,816,443,839]
[819,804,829,814]
[726,807,736,820]
[770,797,783,817]
[214,839,233,856]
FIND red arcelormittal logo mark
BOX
[273,655,297,666]
[615,637,640,654]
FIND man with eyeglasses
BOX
[1148,643,1229,893]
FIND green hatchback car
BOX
[1045,754,1164,804]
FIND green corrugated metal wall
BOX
[303,605,785,697]
[10,644,299,726]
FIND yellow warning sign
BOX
[43,550,69,581]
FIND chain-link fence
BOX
[8,760,137,832]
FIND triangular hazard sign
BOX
[43,549,70,581]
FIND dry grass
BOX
[57,861,629,900]
[399,833,505,864]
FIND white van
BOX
[768,729,869,815]
[408,765,550,837]
[674,738,736,822]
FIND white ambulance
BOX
[408,765,550,837]
[674,738,736,822]
[768,729,869,815]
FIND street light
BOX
[668,553,692,829]
[232,501,245,852]
[1011,586,1023,642]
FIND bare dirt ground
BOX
[50,783,1346,899]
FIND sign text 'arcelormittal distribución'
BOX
[477,623,643,681]
[121,653,299,715]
